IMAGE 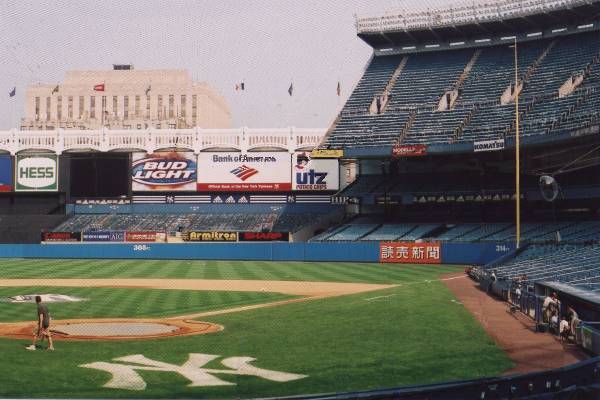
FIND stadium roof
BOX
[356,0,600,48]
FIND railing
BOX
[356,0,587,34]
[1,127,326,154]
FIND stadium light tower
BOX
[513,37,521,248]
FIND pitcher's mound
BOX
[0,318,223,341]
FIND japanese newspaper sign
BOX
[379,242,441,264]
[132,152,197,191]
[197,152,291,192]
[15,154,58,192]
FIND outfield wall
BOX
[0,242,513,264]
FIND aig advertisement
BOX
[132,152,197,191]
[15,154,58,192]
[292,152,339,191]
[197,152,291,192]
[0,155,13,192]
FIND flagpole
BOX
[514,37,521,249]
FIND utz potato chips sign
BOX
[15,154,58,192]
[292,152,339,191]
[132,152,197,191]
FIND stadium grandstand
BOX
[4,0,600,398]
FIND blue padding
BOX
[441,242,516,265]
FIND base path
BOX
[444,273,587,374]
[0,278,395,341]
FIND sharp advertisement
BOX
[132,152,197,191]
[292,152,339,191]
[0,155,12,192]
[15,154,58,192]
[197,152,291,192]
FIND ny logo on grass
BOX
[80,353,307,390]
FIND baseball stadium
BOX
[3,0,600,399]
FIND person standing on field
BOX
[26,296,54,351]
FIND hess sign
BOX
[132,152,197,191]
[15,154,58,192]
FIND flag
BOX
[336,81,341,96]
[235,84,240,91]
[8,87,15,97]
[93,83,105,92]
[51,85,59,94]
[240,82,245,90]
[288,82,293,96]
[235,82,245,91]
[145,85,151,96]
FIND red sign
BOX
[239,232,289,242]
[379,242,441,264]
[126,232,159,242]
[392,144,427,157]
[41,232,81,242]
[196,183,292,192]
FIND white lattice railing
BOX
[356,0,585,34]
[2,127,326,154]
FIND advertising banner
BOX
[125,232,165,242]
[184,231,238,242]
[132,152,197,191]
[292,152,339,191]
[379,242,441,264]
[82,231,125,242]
[392,144,427,158]
[15,154,58,192]
[239,232,289,242]
[311,149,343,158]
[197,152,291,192]
[75,198,131,205]
[0,155,12,192]
[41,232,81,242]
[474,139,505,152]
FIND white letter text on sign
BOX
[80,353,307,391]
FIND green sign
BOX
[15,154,58,192]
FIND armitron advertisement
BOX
[0,155,13,192]
[197,152,291,192]
[185,231,238,242]
[292,152,339,191]
[379,242,441,264]
[132,152,197,191]
[15,154,58,192]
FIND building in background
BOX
[20,66,230,130]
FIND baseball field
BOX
[0,259,513,398]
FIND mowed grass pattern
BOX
[0,260,512,398]
[0,286,296,322]
[0,258,462,283]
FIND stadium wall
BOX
[0,242,512,263]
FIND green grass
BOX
[0,260,512,398]
[0,286,295,322]
[0,258,463,283]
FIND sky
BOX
[0,0,460,129]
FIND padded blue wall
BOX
[0,242,513,264]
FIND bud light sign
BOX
[292,152,338,191]
[132,152,197,191]
[15,154,58,192]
